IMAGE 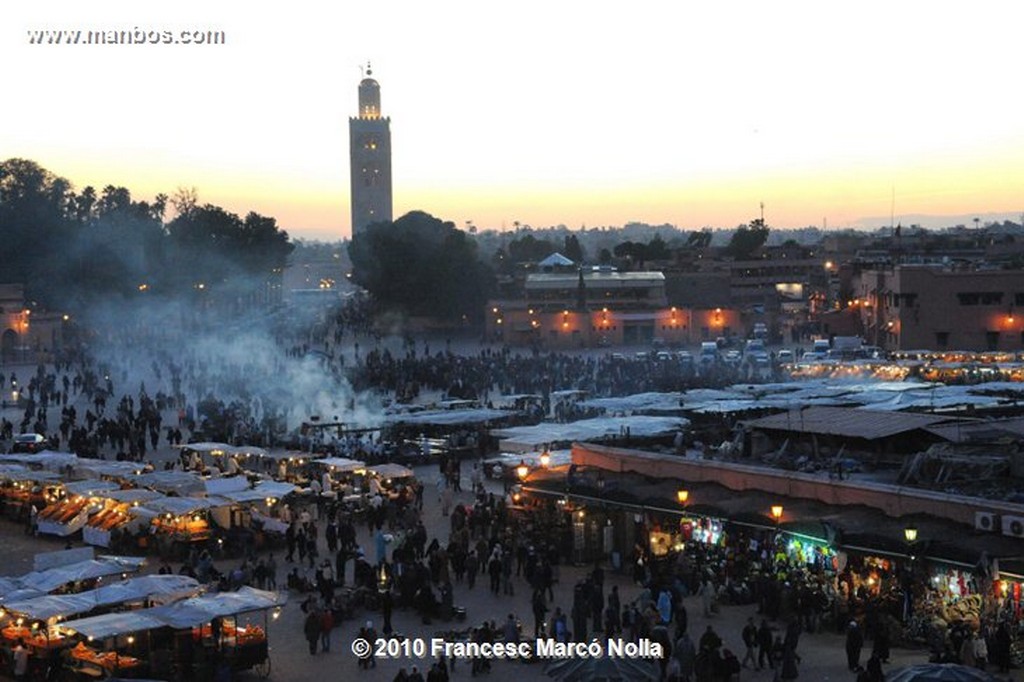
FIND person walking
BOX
[780,643,801,681]
[757,619,774,671]
[319,607,334,652]
[846,620,864,672]
[741,616,758,669]
[303,608,320,656]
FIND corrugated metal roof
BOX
[742,406,963,440]
[924,416,1024,444]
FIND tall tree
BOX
[348,211,494,322]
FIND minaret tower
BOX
[349,63,393,235]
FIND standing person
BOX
[865,652,885,682]
[358,620,377,669]
[266,554,277,590]
[698,579,715,617]
[757,619,774,671]
[780,644,801,681]
[741,616,758,669]
[972,629,988,670]
[319,607,334,653]
[846,620,864,672]
[532,589,548,638]
[12,643,28,682]
[303,608,320,656]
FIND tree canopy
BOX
[0,158,293,310]
[726,218,770,259]
[347,211,494,322]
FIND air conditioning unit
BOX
[1001,515,1024,538]
[975,511,998,533]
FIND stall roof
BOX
[742,406,962,440]
[74,461,149,479]
[492,416,688,448]
[229,445,269,458]
[203,476,249,496]
[368,464,414,480]
[0,451,79,471]
[149,586,286,628]
[141,496,217,517]
[580,393,685,414]
[219,481,298,504]
[104,489,164,504]
[384,407,515,427]
[315,457,366,472]
[61,610,168,639]
[63,480,121,498]
[176,442,233,454]
[19,556,146,594]
[129,470,205,496]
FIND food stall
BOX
[56,586,286,680]
[0,575,201,658]
[83,489,165,549]
[0,469,62,520]
[216,481,299,537]
[145,497,217,547]
[36,480,121,537]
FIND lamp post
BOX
[676,489,689,506]
[516,461,529,481]
[770,505,784,524]
[540,450,551,468]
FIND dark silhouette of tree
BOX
[726,218,770,259]
[598,248,612,264]
[507,234,555,263]
[348,211,494,323]
[0,158,293,310]
[563,234,584,263]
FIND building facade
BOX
[485,269,740,348]
[855,265,1024,351]
[349,65,393,235]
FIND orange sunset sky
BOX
[4,1,1023,239]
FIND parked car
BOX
[10,433,46,454]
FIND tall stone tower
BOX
[349,63,393,235]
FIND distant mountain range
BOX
[852,212,1024,231]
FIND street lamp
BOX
[904,525,918,544]
[677,489,689,505]
[516,461,529,480]
[770,505,784,523]
[539,450,551,468]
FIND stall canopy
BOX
[367,464,414,480]
[60,586,286,638]
[149,586,286,628]
[6,576,199,622]
[384,407,515,426]
[141,496,216,517]
[203,476,249,496]
[74,461,149,479]
[218,481,298,504]
[104,489,164,505]
[18,556,146,594]
[129,471,205,496]
[63,480,121,498]
[177,442,233,455]
[493,416,688,449]
[315,457,366,473]
[0,451,80,471]
[61,610,168,639]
